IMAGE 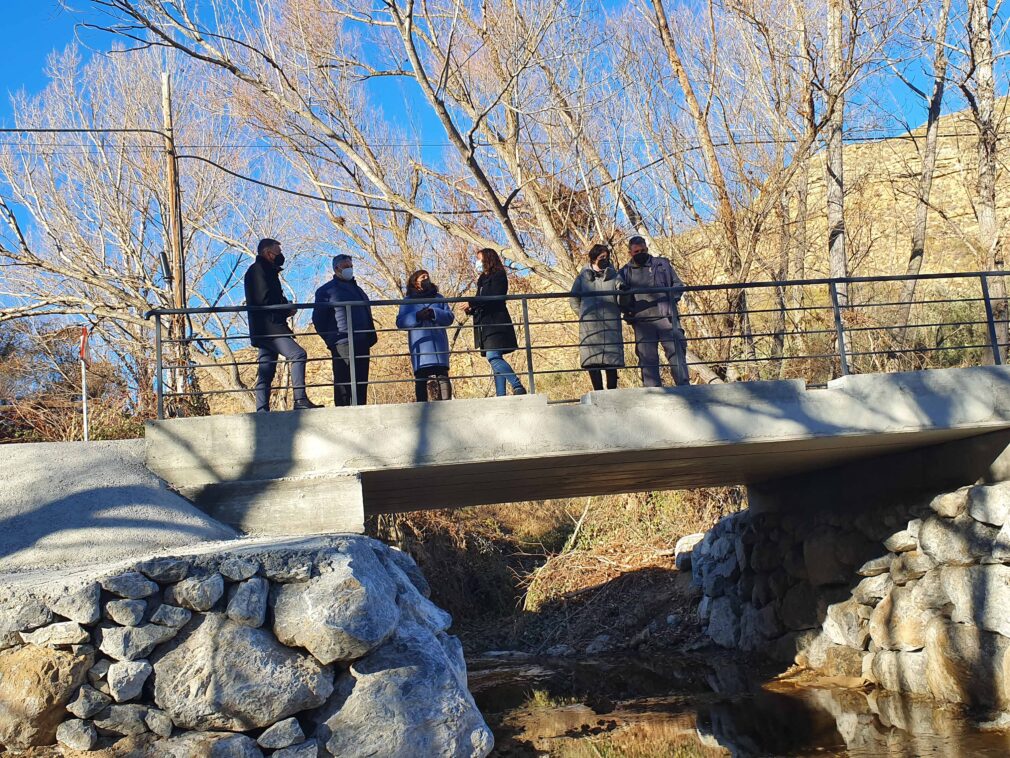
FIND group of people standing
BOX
[243,237,689,412]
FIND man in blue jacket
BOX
[244,238,319,412]
[312,254,378,406]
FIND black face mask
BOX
[595,258,610,270]
[632,252,650,265]
[274,253,286,269]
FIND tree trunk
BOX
[897,0,951,349]
[966,0,1006,360]
[826,0,848,305]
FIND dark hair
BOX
[406,269,432,291]
[628,235,647,247]
[477,248,506,274]
[588,244,611,263]
[257,238,280,255]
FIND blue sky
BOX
[2,3,91,124]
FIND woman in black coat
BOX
[464,248,526,396]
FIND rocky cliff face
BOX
[687,479,1010,712]
[0,536,493,757]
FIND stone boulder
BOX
[942,563,1010,637]
[48,582,101,625]
[822,598,870,650]
[924,615,1010,707]
[164,573,225,612]
[707,596,740,648]
[273,542,399,665]
[152,731,264,757]
[98,623,179,661]
[919,513,998,566]
[870,650,930,696]
[0,644,92,749]
[152,613,333,731]
[929,487,969,518]
[674,533,705,571]
[869,586,933,651]
[315,622,493,758]
[968,481,1010,527]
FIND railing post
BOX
[521,297,536,394]
[345,303,358,405]
[829,281,850,377]
[981,274,1003,365]
[154,314,165,419]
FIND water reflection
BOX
[469,652,1010,757]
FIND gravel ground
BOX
[0,439,238,576]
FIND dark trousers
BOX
[331,343,370,406]
[633,320,689,387]
[587,367,618,391]
[414,365,451,402]
[254,336,308,412]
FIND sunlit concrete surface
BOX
[145,366,1010,535]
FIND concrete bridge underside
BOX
[145,366,1010,535]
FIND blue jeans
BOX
[486,350,522,396]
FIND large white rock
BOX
[152,613,333,731]
[19,621,90,647]
[870,650,930,696]
[164,573,225,612]
[48,583,101,625]
[706,596,740,648]
[56,719,97,751]
[942,564,1010,637]
[869,586,933,651]
[107,659,152,702]
[273,542,399,665]
[98,623,178,661]
[919,513,998,565]
[822,598,870,650]
[227,578,268,628]
[674,533,705,571]
[924,615,1010,707]
[968,481,1010,527]
[315,622,493,758]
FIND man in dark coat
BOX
[312,253,378,406]
[618,236,690,387]
[244,238,319,412]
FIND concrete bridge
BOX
[145,365,1010,534]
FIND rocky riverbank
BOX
[688,476,1010,714]
[0,536,493,757]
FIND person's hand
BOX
[288,308,297,318]
[418,307,434,321]
[462,304,473,316]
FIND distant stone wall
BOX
[690,478,1010,710]
[0,537,493,757]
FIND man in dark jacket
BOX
[618,236,690,387]
[244,238,319,412]
[312,254,378,406]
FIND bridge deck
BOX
[145,366,1010,534]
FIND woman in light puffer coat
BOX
[396,270,455,401]
[569,244,625,391]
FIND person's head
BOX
[407,269,435,293]
[588,244,611,271]
[332,253,355,281]
[257,238,283,266]
[475,248,504,276]
[628,235,649,265]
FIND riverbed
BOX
[468,650,1010,757]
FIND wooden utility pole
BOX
[162,72,187,407]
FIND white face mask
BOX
[474,259,484,274]
[339,266,354,281]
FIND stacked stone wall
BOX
[691,479,1010,710]
[0,536,493,757]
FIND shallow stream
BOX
[468,651,1010,757]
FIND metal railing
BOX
[145,270,1010,419]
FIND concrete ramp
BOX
[0,440,237,576]
[145,366,1010,535]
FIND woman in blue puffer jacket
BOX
[396,270,455,401]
